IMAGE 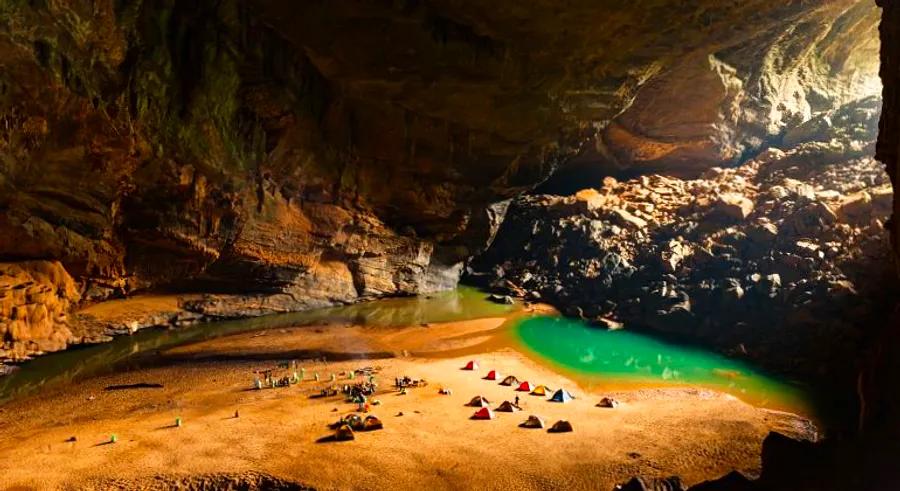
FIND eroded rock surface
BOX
[0,261,80,363]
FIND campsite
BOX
[0,311,816,490]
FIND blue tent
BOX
[550,389,574,403]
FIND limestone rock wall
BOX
[0,261,80,363]
[598,1,881,177]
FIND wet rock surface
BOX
[470,97,894,379]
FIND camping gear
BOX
[520,415,545,429]
[345,414,364,430]
[530,385,552,396]
[484,370,500,381]
[467,395,490,407]
[550,389,574,403]
[175,417,182,428]
[472,407,495,420]
[463,360,479,370]
[597,397,619,408]
[499,375,519,386]
[363,415,384,431]
[549,420,573,433]
[516,381,535,392]
[496,401,520,412]
[334,424,355,441]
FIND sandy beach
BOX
[0,317,814,490]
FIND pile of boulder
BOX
[469,97,894,379]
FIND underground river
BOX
[0,287,814,420]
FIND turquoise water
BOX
[0,288,813,419]
[512,315,811,414]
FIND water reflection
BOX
[0,287,515,402]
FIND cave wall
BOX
[598,0,881,177]
[0,0,567,309]
[865,0,900,438]
[0,0,885,360]
[878,0,900,260]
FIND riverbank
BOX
[1,286,520,375]
[0,315,815,490]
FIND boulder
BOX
[747,220,779,243]
[714,193,754,220]
[611,209,648,229]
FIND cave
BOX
[0,0,899,489]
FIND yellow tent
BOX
[530,385,552,396]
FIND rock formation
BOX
[0,261,80,368]
[470,96,891,380]
[598,0,880,177]
[0,0,886,368]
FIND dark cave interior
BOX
[1,0,900,489]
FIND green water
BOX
[0,286,516,403]
[513,316,812,414]
[0,287,813,419]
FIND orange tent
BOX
[516,381,535,392]
[484,370,500,380]
[464,360,479,370]
[472,407,495,420]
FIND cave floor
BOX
[0,316,813,491]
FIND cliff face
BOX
[597,1,881,177]
[0,0,885,363]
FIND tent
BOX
[463,360,479,370]
[467,395,490,407]
[550,389,574,403]
[472,407,495,420]
[548,420,573,433]
[334,424,355,441]
[362,415,384,431]
[530,385,552,396]
[499,375,519,386]
[520,415,545,429]
[597,397,619,408]
[516,381,535,392]
[346,414,364,430]
[484,370,500,381]
[496,401,520,412]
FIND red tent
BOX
[472,407,495,420]
[484,370,500,380]
[463,360,479,370]
[516,381,535,392]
